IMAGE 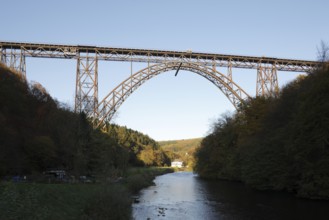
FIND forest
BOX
[0,63,170,180]
[194,64,329,199]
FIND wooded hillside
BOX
[0,64,170,179]
[160,138,202,167]
[194,65,329,199]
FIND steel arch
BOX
[94,62,250,128]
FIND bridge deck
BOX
[0,41,320,72]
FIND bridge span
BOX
[0,41,320,128]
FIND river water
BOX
[132,172,329,220]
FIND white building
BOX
[171,161,183,168]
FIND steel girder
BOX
[0,41,319,72]
[75,54,98,118]
[93,62,250,128]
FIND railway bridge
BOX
[0,41,319,128]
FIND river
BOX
[132,172,329,220]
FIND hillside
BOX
[159,138,202,167]
[159,138,202,152]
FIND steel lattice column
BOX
[0,48,26,79]
[75,54,98,118]
[256,65,279,97]
[0,46,5,64]
[18,50,26,78]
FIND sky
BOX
[1,0,328,141]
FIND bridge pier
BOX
[0,47,26,79]
[256,65,279,97]
[0,46,5,64]
[75,54,99,118]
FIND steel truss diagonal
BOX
[94,62,251,128]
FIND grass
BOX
[0,167,174,220]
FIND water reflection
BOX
[132,172,329,220]
[132,172,219,219]
[201,178,329,220]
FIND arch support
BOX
[93,62,250,128]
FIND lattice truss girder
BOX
[94,62,250,128]
[0,42,318,73]
[21,46,78,58]
[75,55,98,117]
[96,52,314,72]
[0,47,26,78]
[256,65,279,97]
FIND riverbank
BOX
[0,167,174,220]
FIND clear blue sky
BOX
[1,0,328,140]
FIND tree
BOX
[24,136,57,171]
[317,40,329,62]
[138,147,155,166]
